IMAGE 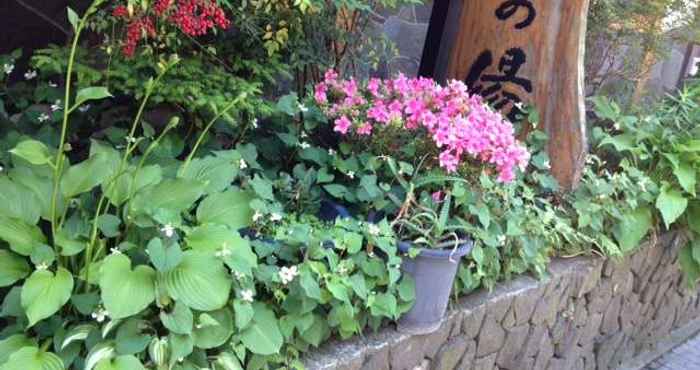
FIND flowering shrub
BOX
[112,0,230,56]
[314,71,530,182]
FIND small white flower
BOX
[328,149,336,156]
[36,262,49,270]
[78,104,91,113]
[300,131,308,138]
[3,64,14,75]
[161,224,175,238]
[368,223,380,236]
[299,142,311,149]
[38,113,50,122]
[126,136,137,144]
[270,213,282,222]
[252,118,258,128]
[338,265,348,275]
[110,247,122,255]
[91,307,109,323]
[252,210,263,222]
[514,102,525,111]
[48,81,58,88]
[498,235,506,245]
[51,100,62,112]
[0,165,3,172]
[543,160,551,169]
[241,289,255,303]
[298,103,309,113]
[239,159,247,169]
[347,171,355,179]
[233,271,245,280]
[24,70,37,80]
[278,265,299,285]
[215,243,233,258]
[613,122,621,130]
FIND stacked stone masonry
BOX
[303,232,700,370]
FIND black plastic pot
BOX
[396,240,474,335]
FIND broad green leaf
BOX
[599,133,637,152]
[179,156,239,194]
[147,238,183,272]
[104,165,162,206]
[326,279,350,302]
[233,299,254,329]
[61,153,114,198]
[115,319,151,355]
[54,229,86,257]
[193,308,233,349]
[0,216,46,256]
[61,324,95,350]
[99,254,156,319]
[0,335,35,364]
[240,303,283,355]
[299,268,321,300]
[30,244,55,266]
[196,190,253,229]
[300,317,329,347]
[84,343,115,370]
[74,87,112,108]
[1,346,64,370]
[160,302,193,335]
[370,293,397,319]
[613,206,653,252]
[0,177,41,223]
[163,251,231,311]
[323,184,348,199]
[130,179,206,216]
[674,160,697,195]
[688,201,700,234]
[66,7,80,31]
[8,140,52,166]
[213,352,243,370]
[0,250,30,287]
[679,244,700,285]
[187,226,257,275]
[94,355,145,370]
[21,267,74,326]
[276,93,300,116]
[249,175,275,201]
[97,214,121,238]
[10,166,65,220]
[656,186,688,228]
[397,275,415,302]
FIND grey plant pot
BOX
[396,240,474,335]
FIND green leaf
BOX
[147,238,183,272]
[30,244,55,267]
[196,190,253,229]
[61,152,114,198]
[94,355,145,370]
[168,334,193,368]
[97,214,121,238]
[160,301,193,335]
[0,335,35,364]
[115,319,151,355]
[688,201,700,234]
[240,303,283,355]
[213,352,243,370]
[370,293,397,319]
[397,275,415,302]
[323,184,348,199]
[613,206,653,252]
[326,278,350,302]
[104,165,162,206]
[9,140,52,166]
[599,133,637,152]
[74,87,112,108]
[233,300,254,330]
[1,346,64,370]
[0,216,46,256]
[249,175,275,201]
[193,308,233,349]
[66,7,80,31]
[186,225,257,275]
[21,267,73,326]
[276,93,299,116]
[179,156,239,195]
[679,244,700,285]
[10,166,65,221]
[130,179,206,217]
[656,186,688,228]
[299,268,321,300]
[163,251,231,311]
[673,160,697,195]
[0,177,41,224]
[99,254,156,319]
[0,250,30,287]
[61,324,95,350]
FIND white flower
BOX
[3,64,14,75]
[298,103,309,113]
[270,213,282,222]
[38,113,50,122]
[78,104,91,113]
[498,235,506,246]
[278,265,298,285]
[126,136,137,144]
[24,70,37,80]
[347,171,355,179]
[338,265,348,275]
[161,224,175,238]
[48,81,58,88]
[543,160,551,169]
[368,224,381,236]
[239,159,247,169]
[300,131,308,138]
[110,248,122,255]
[36,262,49,270]
[328,149,336,156]
[91,306,109,323]
[0,165,3,172]
[514,102,525,111]
[215,243,233,258]
[233,271,245,280]
[252,118,258,128]
[241,289,255,303]
[51,100,62,112]
[252,210,263,222]
[613,122,621,130]
[299,142,311,149]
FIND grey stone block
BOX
[433,337,469,370]
[476,314,506,357]
[462,306,486,339]
[472,353,497,370]
[496,325,530,369]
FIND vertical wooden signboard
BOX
[420,0,590,190]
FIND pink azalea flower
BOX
[334,116,352,135]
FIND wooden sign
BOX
[419,0,590,190]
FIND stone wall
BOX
[303,231,700,370]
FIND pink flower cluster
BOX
[314,71,530,182]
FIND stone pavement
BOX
[644,332,700,370]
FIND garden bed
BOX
[304,231,700,370]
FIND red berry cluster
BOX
[111,0,230,57]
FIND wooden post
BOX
[420,0,590,190]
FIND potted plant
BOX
[312,71,530,334]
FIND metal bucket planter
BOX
[397,240,473,335]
